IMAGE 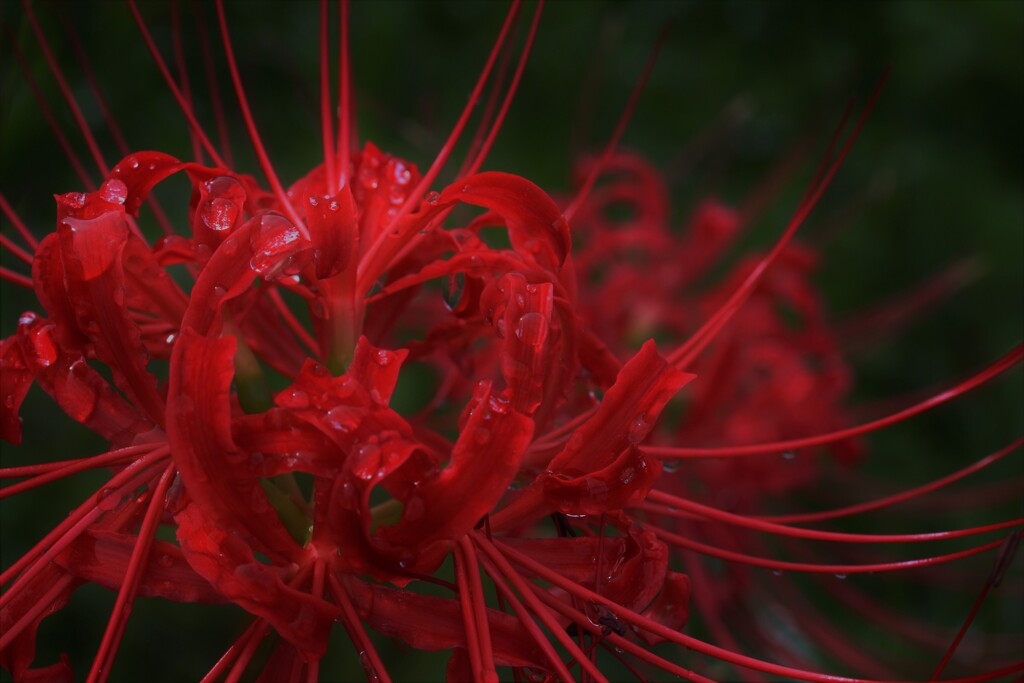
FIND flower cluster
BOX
[1,2,1021,682]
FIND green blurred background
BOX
[1,0,1022,681]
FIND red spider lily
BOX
[2,1,1022,682]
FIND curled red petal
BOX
[345,336,409,406]
[504,519,668,615]
[344,577,546,669]
[636,571,691,646]
[303,183,358,280]
[175,502,337,658]
[542,445,662,515]
[0,336,33,444]
[0,564,78,683]
[168,331,298,561]
[548,340,693,474]
[439,171,571,271]
[379,383,533,572]
[495,340,692,530]
[53,531,224,603]
[14,314,153,446]
[31,234,88,353]
[57,208,165,423]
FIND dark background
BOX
[1,1,1022,680]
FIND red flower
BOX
[2,2,1021,682]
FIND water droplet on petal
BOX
[201,198,240,232]
[352,443,382,480]
[514,312,548,346]
[28,324,58,367]
[443,272,465,311]
[97,486,121,511]
[326,406,360,432]
[249,213,305,277]
[835,573,848,580]
[278,388,310,408]
[782,450,797,460]
[374,349,394,367]
[627,412,652,444]
[424,191,441,205]
[99,178,128,205]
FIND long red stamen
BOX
[473,534,607,683]
[0,574,77,651]
[170,0,204,165]
[475,548,577,683]
[326,574,392,683]
[643,489,1022,545]
[0,195,39,250]
[647,347,1022,459]
[667,70,890,370]
[0,448,167,593]
[22,0,109,175]
[762,438,1022,524]
[129,0,227,167]
[0,267,33,289]
[523,578,715,683]
[931,531,1021,681]
[652,525,1010,575]
[194,0,235,168]
[357,0,523,292]
[499,540,1023,683]
[462,0,544,178]
[7,34,97,190]
[214,0,307,235]
[87,463,177,683]
[334,0,352,193]
[318,0,337,195]
[0,444,156,495]
[563,23,670,224]
[456,537,498,683]
[199,619,267,683]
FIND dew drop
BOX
[353,443,382,480]
[389,160,411,186]
[443,272,465,311]
[326,406,360,432]
[201,198,240,232]
[99,178,128,205]
[627,412,652,444]
[28,324,58,367]
[157,554,174,568]
[279,388,310,408]
[782,450,797,460]
[424,191,441,205]
[97,486,121,511]
[61,192,87,209]
[374,349,393,367]
[514,312,548,346]
[834,573,848,580]
[249,213,304,276]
